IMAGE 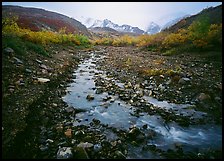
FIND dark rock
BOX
[73,147,89,159]
[86,94,94,101]
[92,118,101,125]
[142,124,148,129]
[95,88,103,94]
[39,144,49,152]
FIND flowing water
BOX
[62,51,222,158]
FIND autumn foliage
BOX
[2,17,90,46]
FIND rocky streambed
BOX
[3,46,222,159]
[61,47,222,159]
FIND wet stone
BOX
[13,57,23,64]
[25,68,32,73]
[57,147,73,159]
[86,94,94,101]
[94,144,102,152]
[65,106,75,113]
[95,88,103,94]
[142,124,148,129]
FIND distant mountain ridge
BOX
[2,5,91,36]
[145,22,161,34]
[79,17,145,35]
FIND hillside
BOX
[2,5,91,36]
[163,4,222,33]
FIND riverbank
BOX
[2,44,92,158]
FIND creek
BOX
[62,51,222,158]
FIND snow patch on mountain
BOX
[78,16,145,35]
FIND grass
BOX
[2,35,49,56]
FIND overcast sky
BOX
[2,2,222,30]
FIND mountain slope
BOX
[161,14,190,30]
[2,5,91,36]
[163,4,222,33]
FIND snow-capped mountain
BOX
[146,22,161,35]
[80,17,96,28]
[161,14,190,30]
[79,17,145,35]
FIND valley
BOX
[2,3,222,159]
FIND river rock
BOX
[39,144,49,152]
[4,47,14,55]
[36,59,42,64]
[13,57,23,64]
[65,106,75,113]
[40,64,48,70]
[114,150,126,159]
[165,79,172,85]
[197,93,211,101]
[93,144,102,152]
[86,94,94,101]
[158,84,165,91]
[37,78,50,83]
[56,123,63,132]
[77,142,94,149]
[128,127,141,139]
[95,88,103,94]
[57,147,73,159]
[64,128,72,138]
[178,77,190,84]
[25,68,32,73]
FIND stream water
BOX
[62,51,222,158]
